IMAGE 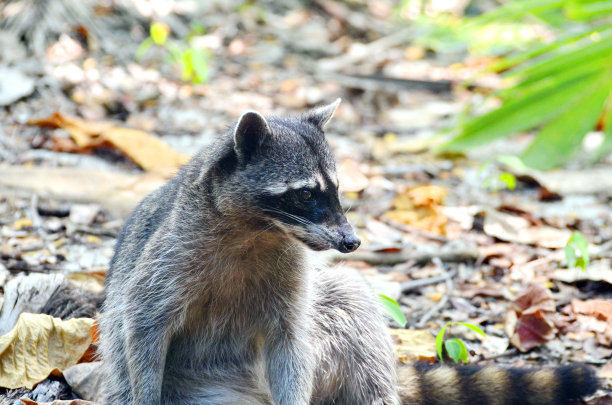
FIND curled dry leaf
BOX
[28,113,190,173]
[63,361,103,402]
[570,299,612,346]
[553,260,612,285]
[0,313,94,389]
[383,185,448,235]
[483,209,571,248]
[505,282,556,352]
[389,328,437,363]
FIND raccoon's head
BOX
[228,99,360,253]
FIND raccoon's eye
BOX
[299,189,313,201]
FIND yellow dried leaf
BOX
[28,113,190,173]
[389,329,436,363]
[384,185,448,235]
[102,127,189,172]
[407,185,448,206]
[428,292,443,302]
[0,313,94,389]
[86,235,101,243]
[66,271,107,295]
[13,218,33,229]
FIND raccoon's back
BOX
[108,176,181,281]
[399,363,599,405]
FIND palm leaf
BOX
[442,0,612,167]
[521,73,612,169]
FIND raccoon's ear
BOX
[305,98,341,129]
[233,111,270,162]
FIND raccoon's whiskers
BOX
[262,208,314,226]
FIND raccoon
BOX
[98,100,599,405]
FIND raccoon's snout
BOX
[338,232,361,253]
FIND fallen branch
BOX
[401,269,457,293]
[318,73,453,93]
[328,244,478,266]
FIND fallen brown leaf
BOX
[0,313,94,389]
[570,299,612,346]
[483,209,571,248]
[29,113,190,173]
[505,283,557,352]
[571,299,612,321]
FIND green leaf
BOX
[497,155,528,172]
[150,22,169,46]
[576,257,587,270]
[444,339,463,364]
[135,38,154,61]
[435,324,448,362]
[167,43,183,62]
[450,338,469,362]
[466,0,565,27]
[179,51,194,82]
[456,322,487,338]
[490,25,612,73]
[187,48,209,83]
[593,90,612,161]
[571,231,590,266]
[378,295,407,327]
[498,173,517,190]
[521,73,612,169]
[566,0,612,19]
[506,34,612,82]
[443,72,602,152]
[565,243,577,268]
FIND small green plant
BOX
[435,322,486,364]
[564,231,590,270]
[480,155,528,191]
[136,21,211,84]
[379,294,407,327]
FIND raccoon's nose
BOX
[340,234,361,253]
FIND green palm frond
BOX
[442,0,612,170]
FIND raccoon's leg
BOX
[97,305,133,404]
[311,268,400,405]
[161,368,274,405]
[398,362,600,405]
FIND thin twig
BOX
[416,275,454,328]
[475,348,519,363]
[401,269,457,293]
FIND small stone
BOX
[69,204,101,225]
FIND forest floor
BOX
[0,1,611,404]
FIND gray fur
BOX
[99,102,399,405]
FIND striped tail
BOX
[398,363,599,405]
